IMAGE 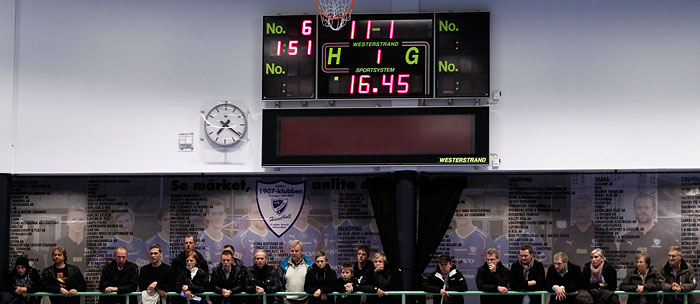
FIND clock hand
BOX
[217,120,231,135]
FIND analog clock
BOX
[203,102,247,147]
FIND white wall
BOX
[4,0,700,173]
[0,0,15,173]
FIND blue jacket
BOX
[280,255,313,272]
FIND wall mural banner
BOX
[8,176,382,292]
[7,173,700,304]
[427,173,694,304]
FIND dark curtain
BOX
[415,176,466,276]
[366,175,402,289]
[0,174,10,286]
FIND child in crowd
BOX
[334,263,360,304]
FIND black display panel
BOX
[435,12,490,97]
[317,14,434,99]
[261,12,490,100]
[262,107,489,166]
[262,15,317,100]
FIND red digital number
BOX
[350,20,356,40]
[276,41,282,56]
[389,20,394,39]
[397,74,410,93]
[382,74,394,93]
[366,20,372,39]
[289,40,298,55]
[302,20,313,36]
[307,40,312,56]
[350,75,355,94]
[358,75,371,94]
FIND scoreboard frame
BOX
[262,12,490,100]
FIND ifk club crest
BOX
[256,180,305,237]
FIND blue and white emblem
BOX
[273,199,288,215]
[256,180,305,237]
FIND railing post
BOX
[541,293,546,304]
[263,294,267,304]
[684,293,688,304]
[401,293,406,304]
[126,294,129,304]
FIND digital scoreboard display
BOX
[262,12,489,100]
[318,14,433,99]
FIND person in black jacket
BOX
[211,250,247,304]
[578,248,617,304]
[660,246,696,304]
[178,251,210,300]
[1,256,43,304]
[41,246,87,304]
[352,246,374,287]
[305,252,337,304]
[619,252,661,304]
[333,263,360,304]
[358,252,391,304]
[172,235,209,278]
[422,255,468,304]
[544,252,581,304]
[352,246,374,304]
[245,250,282,304]
[476,248,510,304]
[139,244,176,297]
[510,244,545,304]
[98,247,139,304]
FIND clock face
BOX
[204,104,247,147]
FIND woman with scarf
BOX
[178,251,210,301]
[577,248,618,304]
[620,252,661,304]
[1,256,43,304]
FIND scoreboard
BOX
[262,12,489,100]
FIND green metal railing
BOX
[29,290,700,304]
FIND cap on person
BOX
[438,255,452,263]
